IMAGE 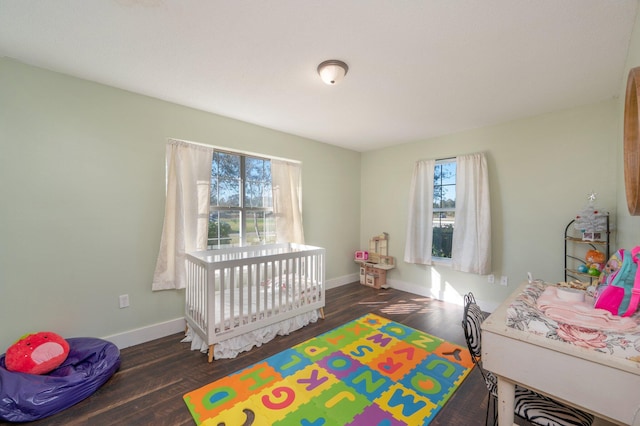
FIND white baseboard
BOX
[325,273,358,289]
[388,278,499,312]
[389,279,433,299]
[103,275,357,350]
[102,317,186,350]
[104,276,499,350]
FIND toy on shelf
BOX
[564,194,611,286]
[584,249,605,277]
[355,232,395,289]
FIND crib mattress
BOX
[506,281,640,362]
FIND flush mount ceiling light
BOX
[317,60,349,85]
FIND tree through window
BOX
[432,159,456,258]
[209,150,275,247]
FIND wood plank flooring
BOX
[2,283,534,426]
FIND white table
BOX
[481,281,640,426]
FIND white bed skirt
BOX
[181,309,320,360]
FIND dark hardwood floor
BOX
[4,283,534,426]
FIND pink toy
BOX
[355,251,368,261]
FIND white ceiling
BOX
[1,0,638,152]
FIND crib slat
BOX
[248,263,254,325]
[229,266,235,331]
[238,264,245,325]
[219,267,225,331]
[272,260,277,316]
[261,261,267,317]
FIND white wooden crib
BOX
[185,243,325,362]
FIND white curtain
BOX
[272,159,305,244]
[152,140,213,290]
[403,153,491,275]
[451,152,491,274]
[404,159,435,264]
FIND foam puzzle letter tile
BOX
[344,365,392,401]
[207,404,269,426]
[264,347,312,376]
[358,313,392,328]
[294,337,333,362]
[399,353,472,407]
[379,322,416,340]
[237,362,280,392]
[344,321,376,339]
[433,340,475,369]
[404,332,444,352]
[317,350,364,380]
[377,383,439,425]
[369,339,428,382]
[346,403,407,426]
[341,339,380,364]
[272,400,331,426]
[251,385,299,424]
[290,364,338,398]
[183,371,262,422]
[309,380,370,425]
[365,331,397,350]
[323,322,375,348]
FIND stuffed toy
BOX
[5,332,70,375]
[599,251,624,286]
[584,249,606,276]
[586,249,606,265]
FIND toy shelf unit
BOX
[564,215,610,285]
[355,233,395,289]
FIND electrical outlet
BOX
[500,276,508,286]
[119,294,130,309]
[487,274,495,283]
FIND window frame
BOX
[209,149,274,248]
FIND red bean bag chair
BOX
[0,337,121,422]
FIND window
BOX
[209,150,275,247]
[432,159,456,259]
[405,152,489,273]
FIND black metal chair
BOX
[462,292,594,426]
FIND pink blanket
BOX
[536,286,639,332]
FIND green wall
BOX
[361,100,619,309]
[617,7,640,250]
[0,58,361,351]
[2,6,640,350]
[359,5,640,311]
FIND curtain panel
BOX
[404,152,491,275]
[272,159,305,244]
[451,152,491,274]
[152,140,213,291]
[404,159,435,265]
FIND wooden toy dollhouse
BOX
[355,233,395,289]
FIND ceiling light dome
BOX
[317,60,348,85]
